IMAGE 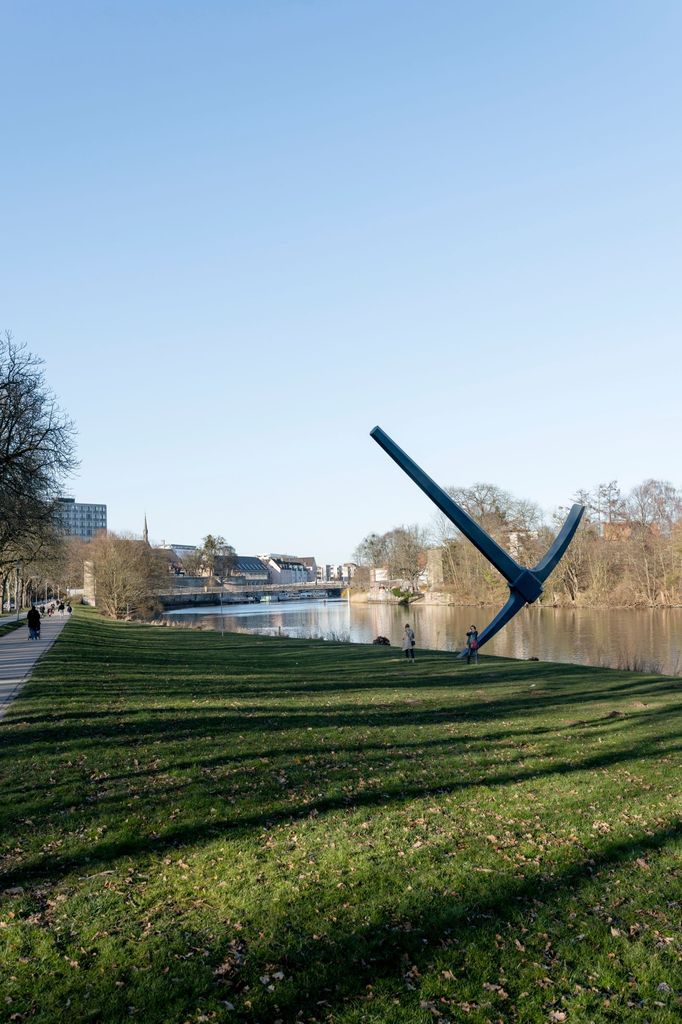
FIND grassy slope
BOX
[0,619,23,639]
[0,609,680,1024]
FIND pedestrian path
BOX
[0,614,70,721]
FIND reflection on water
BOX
[165,599,682,675]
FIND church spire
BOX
[143,513,149,545]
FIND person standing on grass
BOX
[403,623,416,660]
[466,624,479,664]
[27,604,41,640]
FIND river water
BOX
[164,599,682,675]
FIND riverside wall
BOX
[350,588,495,607]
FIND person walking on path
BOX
[466,624,479,664]
[0,613,70,721]
[26,604,41,640]
[402,623,416,660]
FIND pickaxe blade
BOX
[370,426,584,653]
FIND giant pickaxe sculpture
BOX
[370,426,584,654]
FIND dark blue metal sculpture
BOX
[370,426,584,654]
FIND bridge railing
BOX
[159,581,348,597]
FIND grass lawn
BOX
[0,608,680,1024]
[0,619,23,639]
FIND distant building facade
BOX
[260,554,316,585]
[297,556,318,581]
[158,543,198,560]
[317,562,357,583]
[230,556,270,584]
[57,497,107,540]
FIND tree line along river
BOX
[164,599,682,676]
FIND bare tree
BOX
[353,526,428,593]
[627,479,682,534]
[179,549,205,577]
[89,533,168,619]
[550,518,597,603]
[572,481,626,530]
[353,532,390,567]
[430,482,542,601]
[384,525,429,592]
[0,334,77,570]
[597,481,627,525]
[349,564,371,590]
[354,476,682,609]
[443,482,542,541]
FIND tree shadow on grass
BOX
[3,660,679,753]
[229,821,682,1024]
[2,648,680,889]
[2,722,679,891]
[14,821,681,1024]
[0,692,676,816]
[2,701,639,803]
[3,620,681,1020]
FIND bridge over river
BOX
[157,580,347,610]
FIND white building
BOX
[316,562,357,583]
[260,554,315,585]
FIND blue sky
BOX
[2,1,681,562]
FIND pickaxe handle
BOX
[370,426,521,583]
[370,425,584,654]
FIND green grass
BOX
[0,608,680,1024]
[0,618,23,638]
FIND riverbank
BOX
[1,608,680,1023]
[351,587,682,610]
[165,598,682,676]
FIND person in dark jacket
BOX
[466,625,479,664]
[27,605,41,640]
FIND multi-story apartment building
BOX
[317,562,357,583]
[57,497,107,541]
[260,554,316,585]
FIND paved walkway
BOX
[0,614,70,721]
